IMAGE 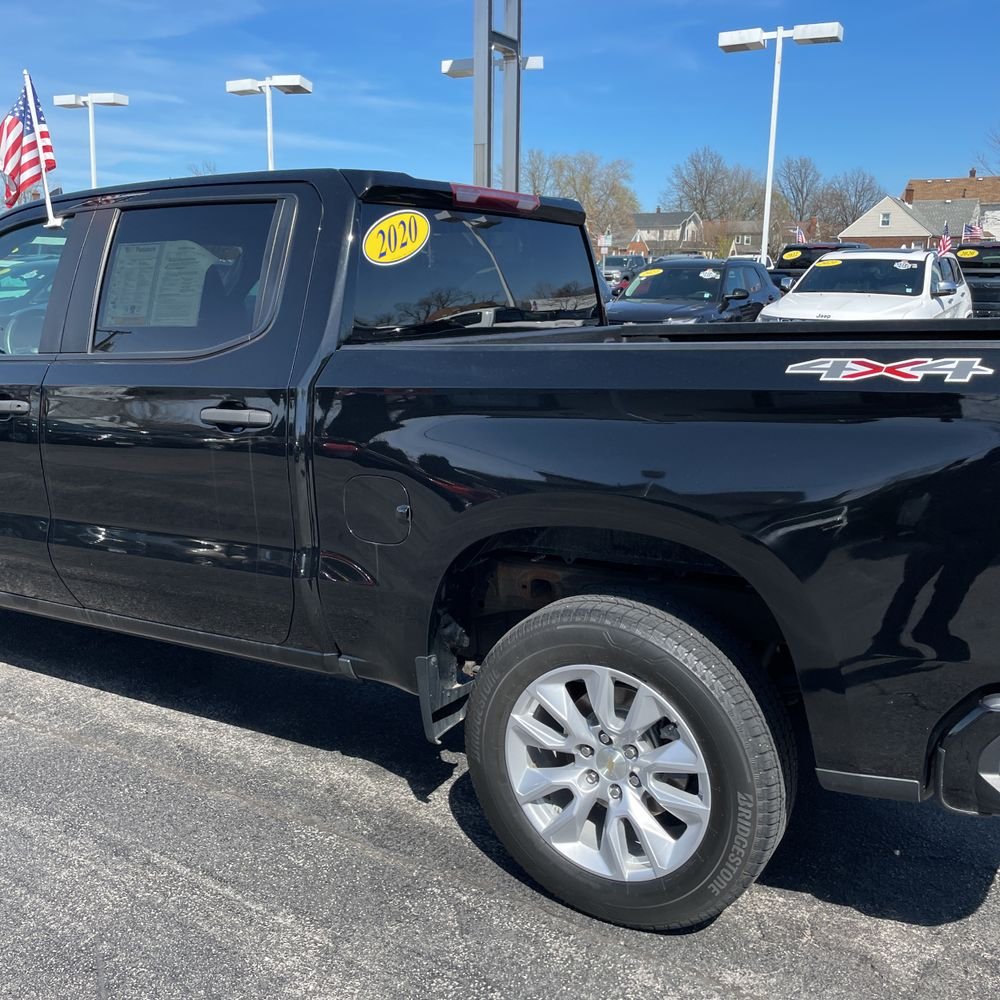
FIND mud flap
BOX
[416,653,474,744]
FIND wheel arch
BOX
[421,493,832,703]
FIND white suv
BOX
[757,248,974,322]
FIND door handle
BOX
[200,407,273,428]
[0,399,29,415]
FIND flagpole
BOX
[21,69,60,228]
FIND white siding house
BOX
[839,196,931,246]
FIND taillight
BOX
[450,183,540,213]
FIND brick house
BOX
[901,169,1000,204]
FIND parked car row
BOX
[601,246,979,325]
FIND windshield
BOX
[777,246,847,270]
[0,258,60,302]
[624,265,723,302]
[351,205,599,340]
[955,246,1000,269]
[794,258,926,296]
[604,256,632,268]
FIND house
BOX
[979,204,1000,239]
[702,217,818,259]
[702,220,762,257]
[630,208,703,255]
[902,169,1000,204]
[839,195,982,249]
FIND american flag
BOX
[792,225,806,242]
[938,220,952,255]
[963,221,984,242]
[0,77,56,209]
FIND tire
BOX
[466,595,795,931]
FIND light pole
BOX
[718,22,843,266]
[52,92,129,189]
[225,75,313,170]
[441,0,543,190]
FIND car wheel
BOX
[466,595,795,931]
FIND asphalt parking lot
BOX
[0,610,996,1000]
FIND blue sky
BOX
[8,0,999,208]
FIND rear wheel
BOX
[466,595,795,930]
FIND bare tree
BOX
[522,149,555,196]
[663,147,767,220]
[977,127,1000,174]
[187,160,219,176]
[524,150,640,237]
[776,155,822,222]
[814,169,885,235]
[662,146,727,218]
[720,164,767,220]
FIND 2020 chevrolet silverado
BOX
[1,170,999,931]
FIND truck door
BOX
[0,211,84,605]
[41,187,317,643]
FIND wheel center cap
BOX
[595,746,629,781]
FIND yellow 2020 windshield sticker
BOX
[363,211,430,266]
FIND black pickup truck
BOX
[1,170,998,932]
[770,240,870,287]
[954,243,1000,317]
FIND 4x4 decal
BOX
[785,357,994,383]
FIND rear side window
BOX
[350,204,599,340]
[93,202,278,354]
[0,221,72,355]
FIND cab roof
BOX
[5,168,587,227]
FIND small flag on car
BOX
[938,221,952,255]
[0,72,56,209]
[962,222,984,242]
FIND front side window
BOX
[931,260,945,291]
[351,205,599,339]
[724,267,745,294]
[0,220,72,355]
[94,202,277,354]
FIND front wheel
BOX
[466,595,795,930]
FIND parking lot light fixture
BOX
[718,22,844,267]
[225,75,313,171]
[53,91,129,189]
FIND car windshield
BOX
[955,246,1000,269]
[624,265,723,302]
[793,258,926,296]
[0,258,59,302]
[604,256,630,267]
[776,246,847,270]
